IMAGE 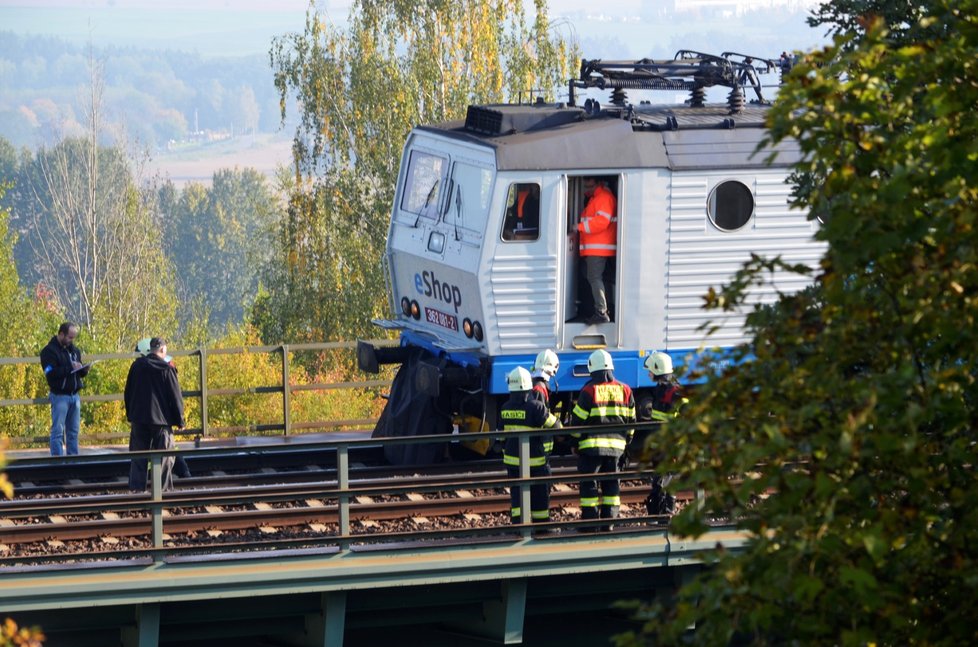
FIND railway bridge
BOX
[1,434,749,646]
[3,523,746,646]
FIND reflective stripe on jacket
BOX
[650,382,689,422]
[500,393,560,467]
[571,373,636,457]
[578,184,617,257]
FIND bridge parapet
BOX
[2,525,748,646]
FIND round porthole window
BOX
[707,180,754,231]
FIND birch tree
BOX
[16,55,177,349]
[257,0,576,343]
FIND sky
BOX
[0,0,829,183]
[0,0,828,59]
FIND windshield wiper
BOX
[413,180,440,228]
[453,185,463,241]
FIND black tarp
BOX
[372,348,452,465]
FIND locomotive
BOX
[358,52,825,463]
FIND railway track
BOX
[2,431,687,566]
[1,481,658,544]
[4,438,386,496]
[8,452,581,497]
[0,466,680,565]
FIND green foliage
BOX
[622,1,978,644]
[176,325,383,435]
[10,137,179,351]
[259,0,576,344]
[0,183,60,438]
[161,169,277,335]
[806,0,932,44]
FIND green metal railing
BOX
[0,339,398,447]
[1,422,675,564]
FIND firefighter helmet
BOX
[507,366,533,392]
[644,351,673,377]
[532,349,560,380]
[587,349,614,373]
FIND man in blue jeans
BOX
[39,322,90,455]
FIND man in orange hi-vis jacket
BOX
[577,177,616,325]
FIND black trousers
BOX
[506,463,552,523]
[577,453,621,520]
[128,423,175,491]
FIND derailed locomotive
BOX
[358,52,825,463]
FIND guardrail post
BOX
[337,445,350,545]
[519,434,531,534]
[198,347,209,437]
[150,452,163,558]
[281,344,291,435]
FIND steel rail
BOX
[0,483,664,545]
[8,453,581,497]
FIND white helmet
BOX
[644,351,673,377]
[587,349,614,373]
[532,349,560,380]
[507,366,533,392]
[135,337,152,356]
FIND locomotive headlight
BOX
[410,300,421,319]
[400,297,412,316]
[427,231,445,254]
[472,321,483,342]
[462,318,473,338]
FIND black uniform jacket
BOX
[124,354,185,428]
[571,370,636,457]
[499,392,560,462]
[40,336,89,395]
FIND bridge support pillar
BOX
[121,602,160,647]
[491,577,528,644]
[445,577,528,644]
[304,591,347,647]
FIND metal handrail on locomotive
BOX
[358,52,823,462]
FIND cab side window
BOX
[501,183,540,242]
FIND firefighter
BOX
[577,177,617,325]
[570,349,636,530]
[643,351,688,516]
[500,366,561,525]
[530,348,559,408]
[516,184,540,232]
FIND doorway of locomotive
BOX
[562,174,621,330]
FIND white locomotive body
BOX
[359,54,824,457]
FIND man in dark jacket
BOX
[571,349,636,530]
[40,322,90,455]
[125,337,184,491]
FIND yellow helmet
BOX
[587,349,614,373]
[507,366,533,392]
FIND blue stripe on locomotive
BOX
[400,326,749,395]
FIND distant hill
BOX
[0,31,294,151]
